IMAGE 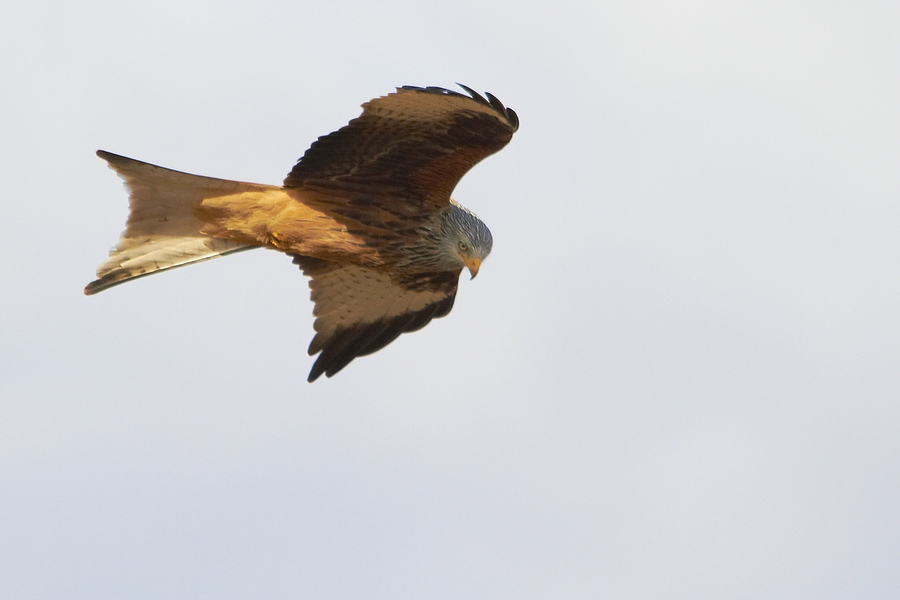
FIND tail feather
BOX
[85,151,260,295]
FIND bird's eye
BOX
[458,241,469,252]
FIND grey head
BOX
[436,200,493,278]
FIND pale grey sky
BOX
[2,1,899,598]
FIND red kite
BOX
[86,85,518,381]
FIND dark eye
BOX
[458,241,469,252]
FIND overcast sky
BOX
[2,1,899,598]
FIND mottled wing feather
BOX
[293,256,459,381]
[283,85,518,218]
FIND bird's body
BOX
[86,85,518,381]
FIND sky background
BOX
[2,1,899,598]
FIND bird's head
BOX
[442,201,493,279]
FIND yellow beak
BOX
[462,256,482,279]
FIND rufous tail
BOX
[85,151,262,295]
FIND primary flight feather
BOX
[85,84,518,381]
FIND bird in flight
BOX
[85,84,518,381]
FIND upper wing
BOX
[284,85,519,219]
[293,256,459,382]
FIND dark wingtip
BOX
[506,107,520,131]
[83,271,131,295]
[456,83,488,105]
[457,84,518,130]
[96,149,126,164]
[399,84,466,100]
[399,84,517,129]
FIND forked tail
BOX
[85,151,259,295]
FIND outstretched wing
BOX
[284,85,519,219]
[293,256,460,382]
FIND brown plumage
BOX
[86,85,518,381]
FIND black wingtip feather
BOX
[399,84,518,130]
[506,107,519,130]
[456,83,488,106]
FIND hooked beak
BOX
[461,256,482,279]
